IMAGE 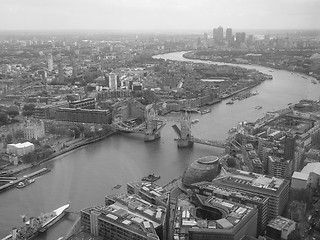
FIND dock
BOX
[0,167,50,193]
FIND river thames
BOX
[0,51,319,239]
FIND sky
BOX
[0,0,319,31]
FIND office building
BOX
[33,101,69,119]
[284,133,295,160]
[265,216,296,240]
[57,61,64,83]
[80,194,166,240]
[109,73,118,90]
[213,170,290,221]
[55,108,112,124]
[235,32,246,46]
[69,98,96,109]
[268,156,293,180]
[226,28,233,45]
[181,156,224,188]
[291,172,310,189]
[213,26,224,44]
[127,182,169,207]
[47,53,53,71]
[172,193,258,240]
[191,181,269,235]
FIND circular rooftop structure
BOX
[182,156,222,187]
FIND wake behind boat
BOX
[1,203,70,240]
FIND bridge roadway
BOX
[190,136,227,149]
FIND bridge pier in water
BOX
[172,117,229,150]
[144,118,165,142]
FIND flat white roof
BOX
[8,142,34,148]
[302,162,320,176]
[292,172,309,181]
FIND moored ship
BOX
[16,179,35,189]
[1,204,70,240]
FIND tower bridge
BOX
[111,100,165,141]
[172,117,239,152]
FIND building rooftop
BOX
[82,205,158,238]
[292,171,309,181]
[191,181,267,203]
[181,156,223,187]
[217,170,286,194]
[302,162,320,176]
[173,193,257,238]
[105,194,166,226]
[267,216,295,231]
[8,142,34,148]
[128,182,169,199]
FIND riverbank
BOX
[182,51,319,80]
[1,131,115,180]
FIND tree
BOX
[0,112,8,126]
[6,106,19,117]
[287,229,302,240]
[14,129,24,139]
[6,134,13,144]
[22,104,36,116]
[227,157,236,168]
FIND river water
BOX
[0,51,319,239]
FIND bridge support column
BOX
[176,138,194,148]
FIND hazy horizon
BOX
[0,0,319,32]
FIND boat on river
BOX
[200,109,211,115]
[142,173,160,182]
[191,119,199,124]
[226,101,234,105]
[1,204,70,240]
[16,179,35,189]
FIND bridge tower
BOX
[144,118,165,141]
[144,103,166,141]
[172,117,194,148]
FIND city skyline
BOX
[0,0,319,31]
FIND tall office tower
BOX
[226,28,233,44]
[268,156,293,180]
[247,35,254,45]
[235,32,246,46]
[217,26,223,41]
[108,73,118,90]
[213,170,290,222]
[58,61,64,83]
[203,32,208,40]
[213,26,223,43]
[284,133,295,160]
[48,53,53,71]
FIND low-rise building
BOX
[265,216,296,240]
[80,194,166,240]
[23,120,45,140]
[127,182,169,207]
[7,142,34,156]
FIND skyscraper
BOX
[47,53,53,71]
[213,26,223,44]
[235,32,246,46]
[109,73,118,90]
[226,28,233,45]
